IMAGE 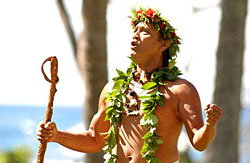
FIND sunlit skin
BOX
[36,22,223,163]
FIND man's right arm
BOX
[36,83,110,153]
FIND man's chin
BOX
[130,51,136,57]
[130,53,140,64]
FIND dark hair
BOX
[163,48,171,68]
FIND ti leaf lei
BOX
[103,57,182,163]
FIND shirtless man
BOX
[36,8,222,163]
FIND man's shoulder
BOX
[163,78,198,96]
[100,81,113,96]
[98,81,114,110]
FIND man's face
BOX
[130,22,164,63]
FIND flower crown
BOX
[129,7,181,58]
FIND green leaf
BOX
[116,69,126,76]
[142,82,158,90]
[155,23,160,31]
[116,93,126,103]
[112,79,124,90]
[131,9,137,16]
[110,125,116,133]
[149,148,156,154]
[142,131,152,139]
[140,114,149,126]
[152,157,161,163]
[128,56,137,66]
[149,91,157,97]
[105,107,114,120]
[105,90,118,102]
[155,139,163,145]
[126,67,133,75]
[139,95,151,99]
[156,94,165,106]
[148,106,157,115]
[148,114,158,126]
[140,142,149,153]
[159,81,167,86]
[110,134,116,149]
[142,99,154,108]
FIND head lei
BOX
[129,7,181,59]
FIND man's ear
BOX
[160,40,171,52]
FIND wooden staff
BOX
[37,56,59,163]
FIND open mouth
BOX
[131,40,138,50]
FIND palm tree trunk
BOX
[204,0,248,162]
[55,0,108,162]
[77,0,108,162]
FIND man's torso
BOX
[114,79,185,163]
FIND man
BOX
[37,8,222,163]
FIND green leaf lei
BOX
[103,57,182,163]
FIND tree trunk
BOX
[55,0,108,162]
[204,0,248,163]
[77,0,108,162]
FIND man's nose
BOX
[132,31,139,40]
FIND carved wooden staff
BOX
[37,56,59,163]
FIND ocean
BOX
[0,105,250,163]
[0,105,85,162]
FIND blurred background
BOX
[0,0,249,162]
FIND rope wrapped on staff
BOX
[37,56,59,163]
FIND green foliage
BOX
[103,58,181,163]
[0,146,33,163]
[141,82,158,90]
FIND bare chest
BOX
[116,94,182,162]
[114,80,183,162]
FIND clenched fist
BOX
[36,121,58,143]
[204,104,223,127]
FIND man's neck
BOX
[136,51,163,72]
[136,61,162,74]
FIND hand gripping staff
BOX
[37,56,59,163]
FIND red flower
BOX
[136,10,142,14]
[171,32,176,37]
[175,39,179,44]
[131,20,135,25]
[146,8,154,18]
[160,23,166,31]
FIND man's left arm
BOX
[192,104,222,151]
[178,81,223,151]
